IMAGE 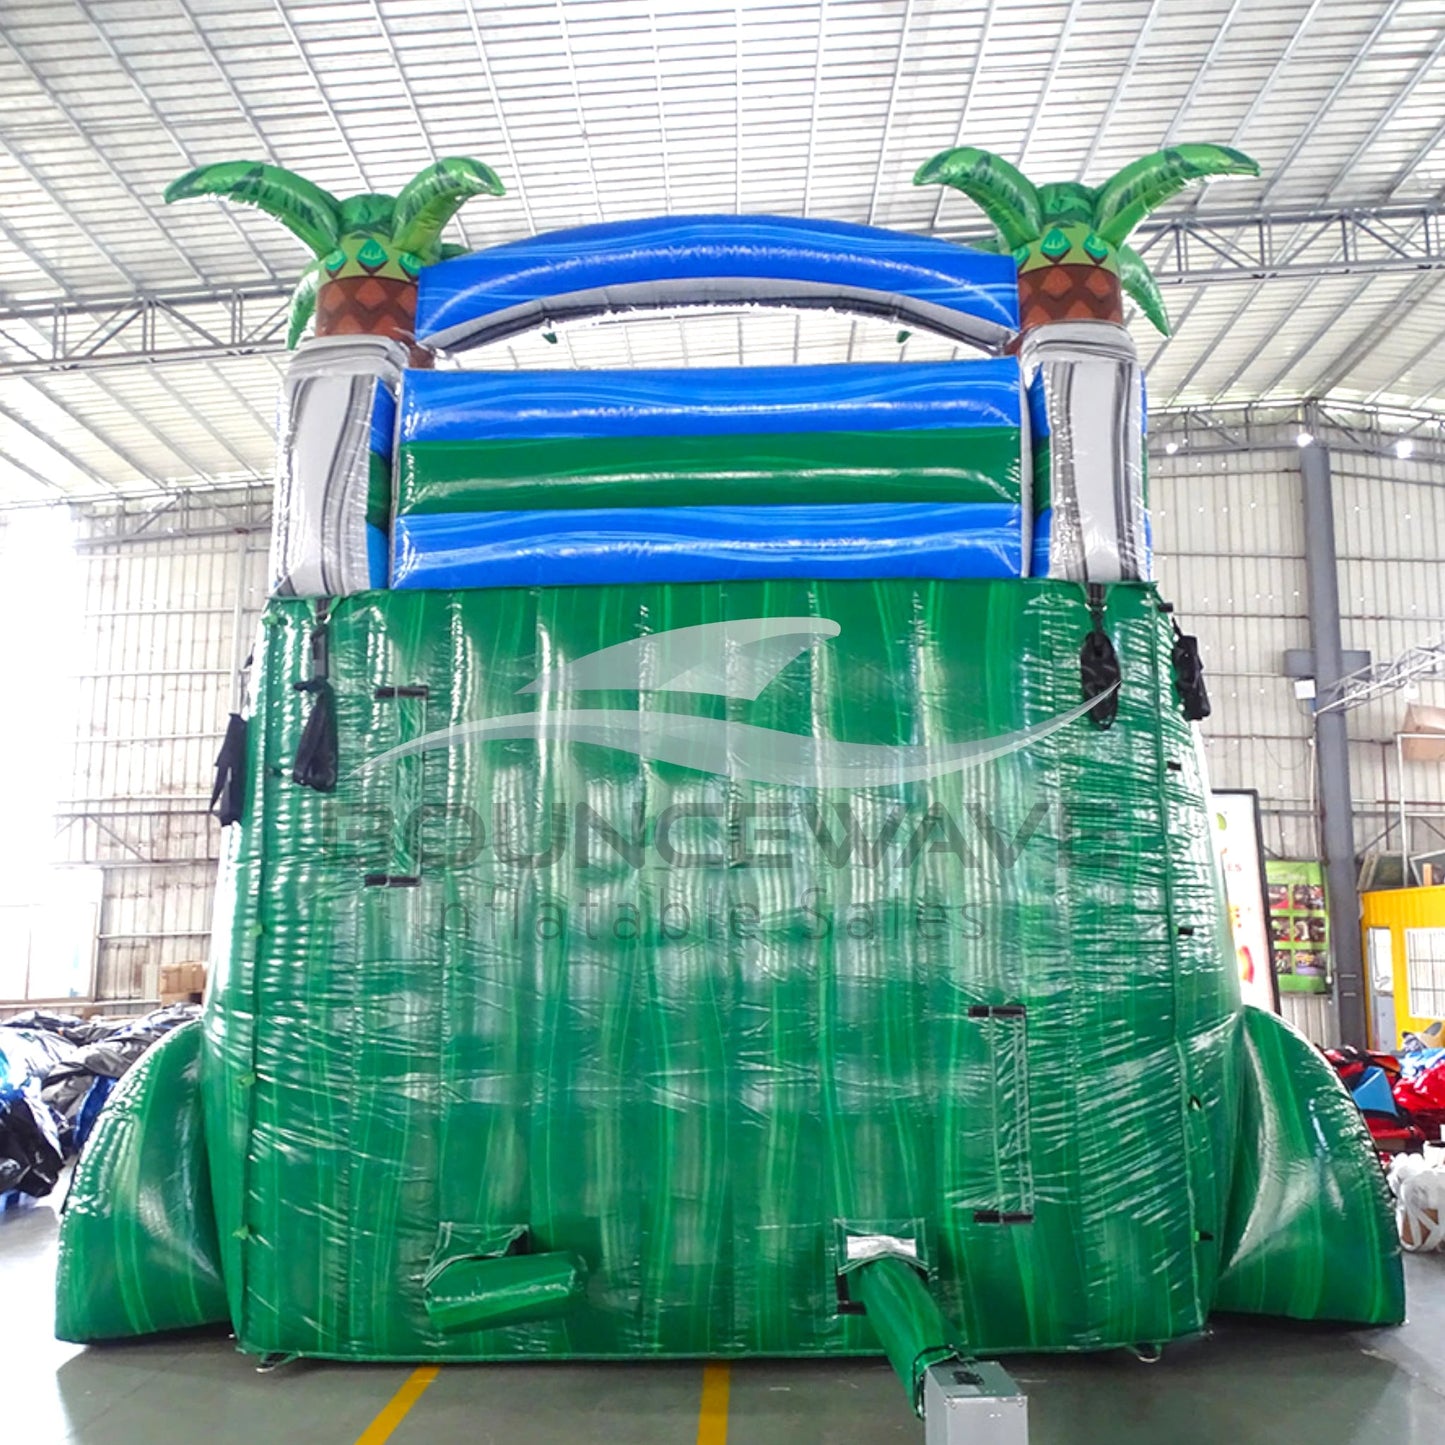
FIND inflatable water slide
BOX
[55,146,1401,1441]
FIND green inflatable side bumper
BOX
[1215,1006,1405,1326]
[55,1019,230,1341]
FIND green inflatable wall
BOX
[154,578,1390,1361]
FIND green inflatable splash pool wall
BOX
[57,577,1402,1359]
[55,1019,228,1340]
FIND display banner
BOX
[1265,859,1332,995]
[1210,789,1280,1012]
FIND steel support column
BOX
[1300,443,1366,1046]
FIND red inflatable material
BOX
[1393,1059,1445,1122]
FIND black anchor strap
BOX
[1169,616,1212,722]
[1079,583,1120,730]
[292,599,339,793]
[209,712,249,827]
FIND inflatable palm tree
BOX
[165,158,504,357]
[915,143,1257,582]
[914,144,1258,334]
[165,157,502,593]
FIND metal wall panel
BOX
[1155,444,1445,1044]
[1334,457,1445,860]
[1155,456,1316,867]
[61,506,267,1002]
[1281,992,1338,1045]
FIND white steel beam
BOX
[1149,397,1445,464]
[1017,0,1083,175]
[926,0,998,234]
[464,0,539,234]
[864,0,915,227]
[1077,0,1164,180]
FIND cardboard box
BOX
[1403,704,1445,762]
[158,960,208,1004]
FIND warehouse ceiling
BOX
[1,0,1444,501]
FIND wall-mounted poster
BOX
[1264,859,1331,995]
[1209,790,1280,1012]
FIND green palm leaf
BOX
[913,147,1042,250]
[1093,144,1259,247]
[164,161,342,258]
[1117,244,1171,335]
[338,194,397,236]
[286,265,322,348]
[1037,181,1095,227]
[391,158,505,257]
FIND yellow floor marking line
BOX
[355,1365,440,1444]
[696,1362,731,1445]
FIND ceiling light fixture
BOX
[1396,438,1415,459]
[1295,429,1314,448]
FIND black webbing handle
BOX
[292,599,338,793]
[1080,584,1120,729]
[209,712,248,826]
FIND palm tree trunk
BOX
[1017,265,1124,332]
[1022,321,1147,583]
[315,277,433,369]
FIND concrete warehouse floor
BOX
[5,1186,1444,1445]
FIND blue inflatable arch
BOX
[415,215,1019,355]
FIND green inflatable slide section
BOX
[55,1019,229,1341]
[1215,1006,1404,1327]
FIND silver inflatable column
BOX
[1022,321,1147,583]
[270,335,409,596]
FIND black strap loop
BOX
[1170,619,1212,722]
[292,600,338,793]
[1080,584,1120,729]
[209,712,248,827]
[292,682,338,792]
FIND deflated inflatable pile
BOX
[56,145,1402,1437]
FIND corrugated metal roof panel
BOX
[1,0,1443,498]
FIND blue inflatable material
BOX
[415,215,1019,353]
[74,1075,117,1150]
[1350,1067,1399,1118]
[392,503,1024,589]
[366,524,388,588]
[395,361,1026,589]
[369,384,397,457]
[399,359,1023,444]
[366,392,395,590]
